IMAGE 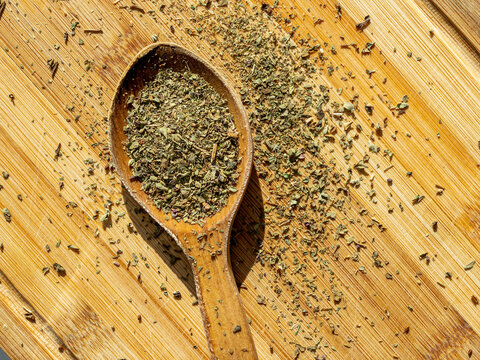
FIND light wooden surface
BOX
[0,0,479,359]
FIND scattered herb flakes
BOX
[412,195,425,204]
[232,325,242,333]
[70,21,79,34]
[177,4,407,354]
[294,324,301,336]
[53,263,66,275]
[67,244,80,252]
[47,58,59,79]
[343,101,355,113]
[2,171,9,179]
[124,68,239,222]
[261,3,273,16]
[2,208,11,222]
[395,95,409,113]
[100,209,110,222]
[326,211,337,220]
[355,15,371,31]
[435,184,445,195]
[464,260,476,271]
[361,41,375,54]
[54,143,62,159]
[84,59,94,71]
[472,295,479,306]
[256,295,267,305]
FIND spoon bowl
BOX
[109,43,257,360]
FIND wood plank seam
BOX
[0,269,78,359]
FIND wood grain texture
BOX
[0,0,478,359]
[424,0,480,54]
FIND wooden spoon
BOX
[109,43,257,360]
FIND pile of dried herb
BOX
[123,68,240,222]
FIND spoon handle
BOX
[189,229,258,360]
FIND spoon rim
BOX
[108,42,253,237]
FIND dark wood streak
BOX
[418,0,480,64]
[0,269,79,360]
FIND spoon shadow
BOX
[122,166,265,297]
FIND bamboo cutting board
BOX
[0,0,479,359]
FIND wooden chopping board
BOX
[0,0,479,359]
